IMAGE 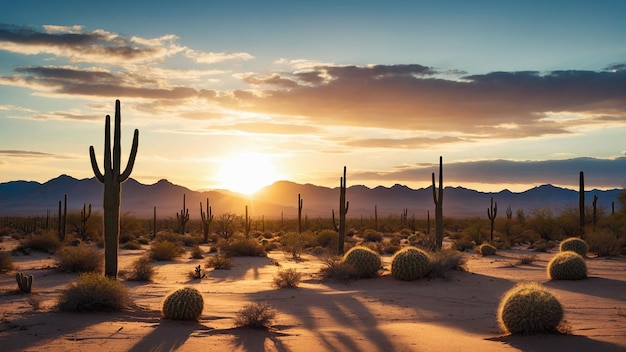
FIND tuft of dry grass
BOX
[190,245,204,259]
[320,256,359,282]
[234,301,278,329]
[18,231,62,253]
[428,249,467,278]
[517,255,537,265]
[273,268,303,288]
[0,251,14,272]
[150,240,185,261]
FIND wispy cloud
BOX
[0,149,57,158]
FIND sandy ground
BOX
[1,238,625,352]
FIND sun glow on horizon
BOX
[215,153,281,195]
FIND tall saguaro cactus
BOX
[57,194,67,241]
[89,100,139,279]
[200,198,213,243]
[79,203,92,239]
[432,156,443,250]
[297,193,303,234]
[337,166,349,254]
[177,194,190,234]
[579,171,585,236]
[487,197,497,242]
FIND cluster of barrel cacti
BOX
[478,243,497,256]
[162,287,204,321]
[16,272,33,293]
[559,237,588,257]
[390,246,431,281]
[341,246,381,278]
[547,251,587,280]
[497,282,563,334]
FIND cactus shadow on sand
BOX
[487,334,625,352]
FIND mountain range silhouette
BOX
[0,174,621,219]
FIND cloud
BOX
[185,49,254,64]
[0,150,56,158]
[0,24,182,65]
[352,157,626,189]
[210,122,320,135]
[221,64,626,141]
[343,136,467,148]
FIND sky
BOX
[1,0,625,194]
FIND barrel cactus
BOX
[547,251,587,280]
[497,282,564,334]
[391,246,430,281]
[478,243,497,256]
[162,287,204,321]
[341,246,381,278]
[559,237,587,257]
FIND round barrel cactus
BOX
[497,282,563,334]
[478,243,497,256]
[341,246,381,278]
[162,287,204,321]
[391,246,430,281]
[559,237,587,257]
[547,251,587,280]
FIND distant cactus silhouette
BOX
[89,100,139,279]
[57,194,67,241]
[297,193,303,234]
[579,171,585,235]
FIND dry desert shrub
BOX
[219,237,266,257]
[122,240,142,250]
[190,245,204,259]
[362,228,383,242]
[124,256,156,281]
[205,254,233,269]
[517,255,537,265]
[273,268,303,288]
[18,231,62,253]
[320,256,359,282]
[56,245,104,273]
[428,249,467,279]
[58,272,131,312]
[234,301,277,329]
[150,240,185,261]
[0,251,14,272]
[584,229,623,256]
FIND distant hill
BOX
[0,175,621,219]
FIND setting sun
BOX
[216,153,281,195]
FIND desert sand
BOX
[1,239,625,352]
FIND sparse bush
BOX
[391,246,430,281]
[205,255,233,269]
[428,249,467,278]
[497,282,564,334]
[559,237,587,257]
[18,231,62,253]
[162,287,204,321]
[320,256,359,282]
[314,230,338,249]
[219,238,266,257]
[477,243,497,256]
[150,240,185,261]
[547,251,587,280]
[341,246,381,278]
[517,255,537,265]
[362,229,383,242]
[56,245,104,273]
[0,252,14,272]
[381,241,400,254]
[122,240,142,250]
[234,301,277,329]
[530,239,555,252]
[452,238,475,252]
[58,272,131,312]
[584,229,622,256]
[124,256,156,282]
[273,268,303,288]
[280,231,307,259]
[190,245,204,259]
[180,234,201,247]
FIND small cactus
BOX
[341,246,381,278]
[391,246,430,281]
[559,237,587,257]
[497,282,564,334]
[16,272,33,293]
[478,243,497,256]
[547,251,587,280]
[162,287,204,321]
